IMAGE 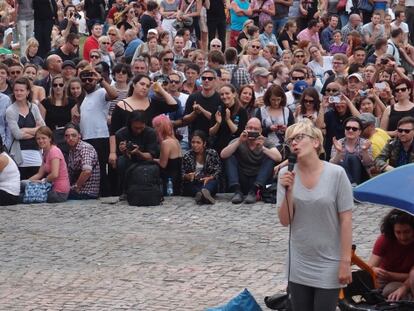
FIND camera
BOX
[247,131,260,139]
[328,96,341,104]
[126,141,136,151]
[375,82,386,90]
[358,90,368,97]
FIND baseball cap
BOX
[347,73,364,82]
[359,113,376,126]
[62,60,76,69]
[148,29,158,36]
[252,67,270,77]
[293,80,308,95]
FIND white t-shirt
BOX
[391,21,409,33]
[80,87,110,140]
[175,92,189,143]
[0,152,20,195]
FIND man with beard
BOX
[78,66,118,197]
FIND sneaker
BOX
[201,189,215,204]
[195,192,203,204]
[244,191,256,204]
[231,191,244,204]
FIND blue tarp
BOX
[353,163,414,215]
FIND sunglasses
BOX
[90,55,100,59]
[116,70,128,74]
[291,76,304,81]
[201,76,214,81]
[169,80,180,84]
[397,128,413,134]
[101,42,111,45]
[53,83,64,88]
[295,54,305,58]
[395,87,408,93]
[163,58,174,62]
[326,88,339,93]
[303,99,314,104]
[108,33,116,36]
[81,77,94,83]
[345,126,360,132]
[251,45,261,49]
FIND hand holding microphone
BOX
[280,154,297,192]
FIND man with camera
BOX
[115,110,160,192]
[220,117,282,204]
[60,5,80,38]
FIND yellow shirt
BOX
[370,128,391,159]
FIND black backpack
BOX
[125,162,162,206]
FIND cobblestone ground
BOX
[0,195,388,310]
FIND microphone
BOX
[288,154,297,172]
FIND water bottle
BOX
[166,178,174,196]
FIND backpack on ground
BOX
[125,162,162,206]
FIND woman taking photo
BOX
[107,26,125,63]
[277,119,353,311]
[6,77,45,180]
[152,114,182,196]
[381,79,414,137]
[182,130,221,205]
[209,84,248,154]
[28,126,70,203]
[108,74,177,168]
[0,135,20,206]
[98,36,115,69]
[330,116,374,185]
[238,84,256,118]
[255,85,294,147]
[368,209,414,300]
[117,5,140,40]
[294,87,320,124]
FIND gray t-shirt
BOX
[17,0,34,21]
[277,161,353,289]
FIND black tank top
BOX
[388,105,414,131]
[18,109,38,150]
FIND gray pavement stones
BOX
[0,195,388,310]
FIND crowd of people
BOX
[0,0,413,307]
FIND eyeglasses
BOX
[285,133,314,146]
[81,77,94,83]
[251,45,261,49]
[53,83,64,88]
[90,55,100,59]
[116,70,128,74]
[64,133,78,138]
[169,80,180,84]
[291,76,305,81]
[201,76,214,81]
[397,128,413,134]
[163,58,174,62]
[211,44,221,48]
[303,99,314,104]
[395,87,408,93]
[295,54,305,58]
[326,88,339,93]
[333,62,344,65]
[101,42,111,45]
[345,126,360,132]
[108,33,116,36]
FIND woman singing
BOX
[277,119,353,311]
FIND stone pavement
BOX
[0,195,388,310]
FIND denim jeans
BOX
[272,16,288,36]
[182,179,218,197]
[17,19,34,57]
[225,155,276,194]
[340,153,369,185]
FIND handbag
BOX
[172,0,196,30]
[252,1,266,27]
[23,181,52,203]
[337,0,347,12]
[264,293,292,310]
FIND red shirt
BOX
[372,234,414,273]
[83,36,99,61]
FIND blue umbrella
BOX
[353,163,414,215]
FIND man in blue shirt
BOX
[321,15,339,51]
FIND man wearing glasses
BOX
[151,49,184,81]
[50,33,80,62]
[183,69,223,137]
[375,117,414,172]
[321,53,348,94]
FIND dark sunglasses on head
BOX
[395,87,408,93]
[163,58,174,62]
[345,126,360,132]
[53,83,64,87]
[201,76,214,81]
[397,128,413,134]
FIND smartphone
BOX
[247,131,260,139]
[375,82,386,90]
[328,96,341,104]
[358,90,368,97]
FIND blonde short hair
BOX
[285,119,324,155]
